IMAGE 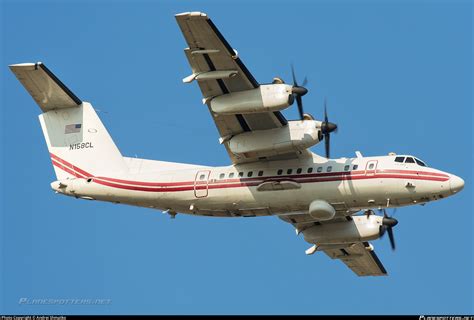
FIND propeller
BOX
[288,65,337,158]
[290,65,309,120]
[378,208,398,251]
[320,99,338,159]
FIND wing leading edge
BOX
[175,12,301,164]
[280,214,388,277]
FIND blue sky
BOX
[1,0,472,315]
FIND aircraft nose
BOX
[449,175,464,194]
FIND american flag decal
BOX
[65,123,82,134]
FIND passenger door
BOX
[365,160,378,176]
[194,170,211,198]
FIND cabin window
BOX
[219,173,225,179]
[307,167,313,173]
[317,167,323,173]
[352,164,358,170]
[405,157,415,164]
[277,169,283,175]
[297,168,302,174]
[199,174,206,180]
[368,163,375,170]
[238,172,244,177]
[395,156,405,163]
[287,169,293,175]
[258,170,264,177]
[229,172,235,178]
[327,166,332,172]
[344,165,350,171]
[247,171,253,177]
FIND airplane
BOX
[9,11,464,276]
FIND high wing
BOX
[279,214,387,276]
[175,12,305,164]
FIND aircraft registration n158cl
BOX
[10,12,464,276]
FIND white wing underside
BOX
[175,12,312,164]
[280,214,387,276]
[323,242,387,276]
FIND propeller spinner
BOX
[379,208,398,251]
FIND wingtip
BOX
[9,61,43,69]
[175,11,207,18]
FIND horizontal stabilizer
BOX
[9,62,82,112]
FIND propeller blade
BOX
[324,99,328,123]
[320,99,338,158]
[302,77,308,87]
[325,133,330,159]
[291,64,298,87]
[365,209,374,218]
[380,208,398,251]
[387,227,396,250]
[296,95,304,120]
[290,65,308,120]
[379,225,387,237]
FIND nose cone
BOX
[449,175,465,194]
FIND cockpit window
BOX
[405,157,415,164]
[395,156,405,163]
[415,158,427,167]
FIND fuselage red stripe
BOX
[50,153,450,193]
[84,174,449,193]
[377,169,448,177]
[50,153,93,178]
[94,176,191,187]
[51,159,86,178]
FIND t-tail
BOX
[9,62,128,181]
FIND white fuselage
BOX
[50,153,463,219]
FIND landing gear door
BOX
[365,160,378,176]
[194,170,211,198]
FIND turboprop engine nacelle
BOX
[228,120,322,159]
[210,84,293,114]
[302,215,384,245]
